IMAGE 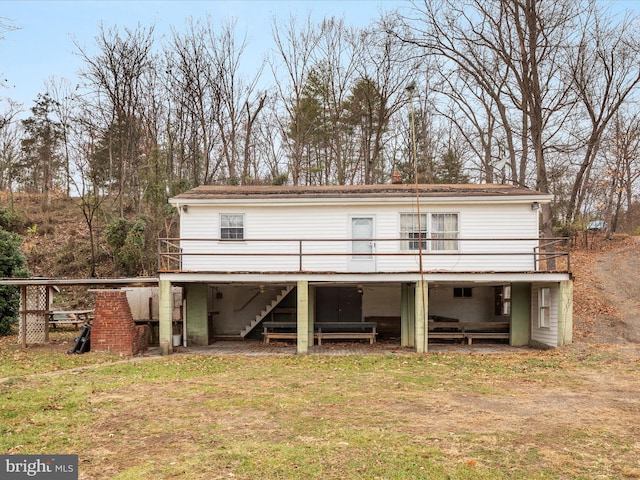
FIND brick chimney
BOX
[92,290,149,355]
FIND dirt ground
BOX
[572,235,640,352]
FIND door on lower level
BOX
[315,287,362,323]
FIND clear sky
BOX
[2,0,638,114]
[0,0,406,111]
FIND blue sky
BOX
[0,0,406,111]
[2,0,638,113]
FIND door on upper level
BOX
[349,216,376,272]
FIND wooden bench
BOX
[315,322,377,345]
[262,321,378,345]
[462,322,510,345]
[262,321,298,344]
[365,316,400,336]
[428,321,467,342]
[428,321,510,344]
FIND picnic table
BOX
[48,310,93,329]
[428,320,510,344]
[314,322,378,345]
[262,321,378,345]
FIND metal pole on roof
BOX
[406,82,428,352]
[406,82,425,276]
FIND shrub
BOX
[105,218,147,276]
[0,228,30,335]
[0,207,21,232]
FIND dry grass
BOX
[1,337,639,480]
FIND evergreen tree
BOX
[20,93,64,208]
[288,67,333,184]
[434,148,469,184]
[344,76,387,184]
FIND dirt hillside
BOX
[572,234,640,352]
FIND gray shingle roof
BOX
[172,183,546,200]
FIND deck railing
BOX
[158,237,570,274]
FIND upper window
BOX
[400,213,427,251]
[220,213,244,240]
[400,212,459,251]
[431,213,459,251]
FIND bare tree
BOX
[166,19,221,186]
[271,14,322,185]
[166,18,267,186]
[0,113,22,206]
[206,18,267,184]
[565,8,640,222]
[45,77,78,198]
[393,0,583,239]
[601,109,640,232]
[352,23,422,183]
[0,17,19,93]
[76,23,155,215]
[433,73,501,183]
[250,94,289,184]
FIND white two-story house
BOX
[156,183,573,353]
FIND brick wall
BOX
[92,290,149,355]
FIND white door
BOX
[350,216,375,272]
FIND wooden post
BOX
[158,279,173,354]
[20,285,27,348]
[307,284,315,348]
[510,283,531,346]
[558,280,573,346]
[44,286,50,343]
[296,280,309,354]
[401,283,414,347]
[415,280,428,353]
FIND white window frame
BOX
[430,213,459,251]
[220,213,245,240]
[501,285,511,316]
[400,212,460,252]
[400,213,427,251]
[538,287,550,328]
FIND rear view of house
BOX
[156,183,572,353]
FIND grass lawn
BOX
[1,338,639,479]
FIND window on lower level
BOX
[220,213,244,240]
[538,287,550,328]
[495,285,511,315]
[454,287,473,298]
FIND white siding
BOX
[123,286,182,321]
[361,285,401,318]
[177,200,542,273]
[530,283,559,347]
[429,285,496,322]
